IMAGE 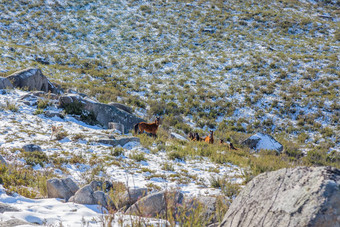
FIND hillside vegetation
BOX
[0,0,339,181]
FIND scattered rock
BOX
[22,144,42,152]
[7,68,49,92]
[47,178,79,201]
[97,137,140,147]
[0,202,19,213]
[108,102,133,114]
[0,155,7,166]
[220,166,340,227]
[0,77,13,89]
[59,94,144,133]
[118,188,148,209]
[108,122,124,134]
[44,110,63,118]
[0,218,33,227]
[125,190,183,218]
[69,181,113,208]
[241,132,283,152]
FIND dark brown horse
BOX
[220,139,238,151]
[134,117,160,138]
[188,132,202,141]
[204,130,214,144]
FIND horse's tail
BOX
[134,123,139,135]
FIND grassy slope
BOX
[0,0,339,169]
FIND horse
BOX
[220,139,238,151]
[134,117,160,138]
[188,132,202,141]
[50,125,63,140]
[204,130,214,144]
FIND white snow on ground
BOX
[0,89,244,225]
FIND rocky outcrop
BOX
[108,102,133,114]
[59,94,144,133]
[0,218,32,227]
[7,68,49,92]
[47,178,79,201]
[0,77,13,89]
[108,122,124,134]
[220,166,340,227]
[0,202,19,213]
[125,190,183,218]
[22,144,42,152]
[241,132,283,152]
[69,181,112,208]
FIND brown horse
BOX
[134,117,160,138]
[220,139,238,151]
[188,132,202,141]
[204,130,214,144]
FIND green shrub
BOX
[20,151,49,167]
[129,152,146,162]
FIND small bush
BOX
[111,147,124,157]
[20,151,49,167]
[129,152,146,162]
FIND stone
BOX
[69,181,113,208]
[125,190,183,218]
[0,155,7,166]
[59,94,144,133]
[220,166,340,227]
[118,188,148,209]
[97,137,140,147]
[7,68,49,92]
[0,77,13,89]
[0,218,32,227]
[22,144,42,152]
[241,132,283,152]
[108,122,124,134]
[0,202,19,213]
[44,110,63,118]
[47,177,79,201]
[108,102,133,114]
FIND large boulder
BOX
[47,178,79,201]
[6,68,61,94]
[125,190,183,218]
[241,132,283,152]
[0,77,13,89]
[220,166,340,227]
[59,94,144,133]
[108,102,133,114]
[69,181,112,208]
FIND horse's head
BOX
[210,130,214,136]
[155,117,161,125]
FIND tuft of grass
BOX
[129,151,146,162]
[20,151,49,167]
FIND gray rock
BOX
[118,188,148,209]
[125,190,183,218]
[69,181,113,208]
[0,77,13,89]
[22,144,42,152]
[108,122,124,134]
[241,132,283,152]
[59,94,144,133]
[220,166,340,227]
[97,137,140,147]
[7,68,49,92]
[0,155,7,166]
[108,102,133,114]
[0,202,19,213]
[0,218,33,227]
[44,110,63,118]
[47,178,79,201]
